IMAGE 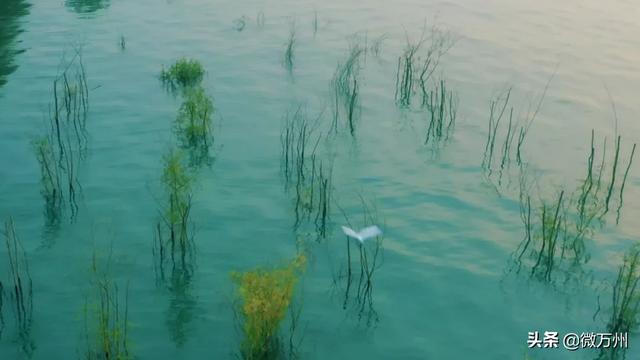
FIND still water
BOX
[1,0,639,359]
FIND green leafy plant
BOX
[160,58,205,91]
[232,254,307,359]
[153,149,194,279]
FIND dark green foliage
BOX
[0,0,31,88]
[65,0,110,14]
[160,58,205,92]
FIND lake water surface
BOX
[1,0,639,359]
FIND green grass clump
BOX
[175,86,214,149]
[160,58,205,90]
[232,254,307,359]
[83,254,132,360]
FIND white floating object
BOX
[341,225,382,244]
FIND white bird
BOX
[341,225,383,244]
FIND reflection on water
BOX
[165,268,197,347]
[65,0,110,15]
[0,0,30,89]
[1,219,35,358]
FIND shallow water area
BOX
[1,0,639,359]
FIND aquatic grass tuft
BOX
[82,253,132,360]
[160,58,205,91]
[153,149,195,281]
[510,130,637,288]
[395,25,454,107]
[608,244,640,333]
[482,73,554,188]
[2,218,35,355]
[280,107,333,239]
[33,49,89,223]
[510,188,590,288]
[573,130,636,226]
[594,243,640,359]
[281,107,321,188]
[232,254,307,359]
[529,190,567,282]
[331,44,364,135]
[482,88,512,173]
[424,79,458,146]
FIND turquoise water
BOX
[1,0,639,359]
